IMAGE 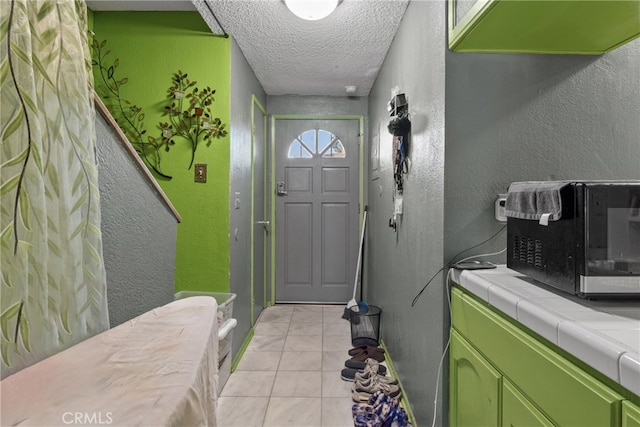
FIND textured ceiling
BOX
[195,0,409,96]
[87,0,409,97]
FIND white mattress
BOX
[0,296,219,426]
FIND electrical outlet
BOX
[495,194,507,222]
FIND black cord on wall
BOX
[411,224,507,307]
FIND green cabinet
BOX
[623,401,640,427]
[450,286,630,427]
[450,329,502,427]
[448,0,640,54]
[502,379,553,427]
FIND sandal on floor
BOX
[348,346,368,356]
[349,348,386,363]
[352,349,384,363]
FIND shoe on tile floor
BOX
[352,377,401,398]
[352,389,374,403]
[342,357,387,381]
[348,346,385,362]
[355,370,399,385]
[345,358,388,375]
[341,364,388,381]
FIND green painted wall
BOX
[92,12,231,293]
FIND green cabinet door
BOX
[502,379,554,427]
[452,287,624,427]
[623,401,640,427]
[450,329,502,427]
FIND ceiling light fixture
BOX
[284,0,339,21]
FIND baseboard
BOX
[379,339,418,427]
[230,327,254,372]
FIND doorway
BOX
[251,96,267,325]
[272,118,362,303]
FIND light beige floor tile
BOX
[323,307,348,323]
[279,351,323,371]
[223,303,399,426]
[321,397,354,426]
[254,322,290,336]
[247,335,286,352]
[288,322,323,336]
[263,397,322,427]
[284,334,323,352]
[322,371,352,398]
[292,311,324,323]
[271,370,322,397]
[323,321,351,336]
[236,351,281,371]
[323,335,352,352]
[267,305,295,313]
[259,309,293,323]
[294,305,324,313]
[217,396,269,426]
[220,371,276,397]
[322,351,347,371]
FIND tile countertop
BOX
[450,265,640,397]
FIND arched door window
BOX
[288,129,346,158]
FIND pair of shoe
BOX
[352,363,401,402]
[355,359,396,383]
[352,391,409,427]
[341,357,389,381]
[355,369,398,386]
[352,378,401,402]
[349,345,385,362]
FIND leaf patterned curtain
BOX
[1,0,109,378]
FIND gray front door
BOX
[275,119,360,303]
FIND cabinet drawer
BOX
[623,400,640,427]
[452,287,623,426]
[503,379,554,427]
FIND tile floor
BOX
[217,305,356,426]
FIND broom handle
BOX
[352,208,368,300]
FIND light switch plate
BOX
[194,164,207,183]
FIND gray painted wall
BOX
[229,37,267,356]
[267,95,368,117]
[95,112,178,328]
[366,2,446,425]
[444,38,640,264]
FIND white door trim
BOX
[269,115,364,305]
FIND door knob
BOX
[276,181,287,196]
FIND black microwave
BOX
[506,181,640,298]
